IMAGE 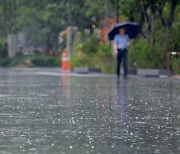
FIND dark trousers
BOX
[116,49,128,77]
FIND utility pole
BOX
[68,0,72,26]
[67,0,77,58]
[116,0,119,23]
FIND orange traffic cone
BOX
[61,50,71,72]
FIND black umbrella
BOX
[108,21,141,40]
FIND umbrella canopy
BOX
[108,21,141,40]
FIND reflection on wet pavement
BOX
[0,68,179,154]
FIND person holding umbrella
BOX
[113,27,130,79]
[108,21,141,79]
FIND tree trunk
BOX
[167,0,178,27]
[150,14,155,48]
[140,0,151,34]
[150,2,156,48]
[46,33,57,54]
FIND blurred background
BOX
[0,0,179,74]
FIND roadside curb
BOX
[73,67,101,74]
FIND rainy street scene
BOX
[0,0,180,154]
[0,68,180,154]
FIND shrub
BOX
[0,59,10,67]
[72,42,116,73]
[55,54,62,66]
[9,56,26,66]
[171,56,180,74]
[128,37,168,69]
[128,38,152,69]
[82,35,99,54]
[9,55,60,67]
[31,56,57,67]
[94,44,116,73]
[71,53,95,67]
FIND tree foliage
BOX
[0,0,179,53]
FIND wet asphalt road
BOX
[0,68,180,154]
